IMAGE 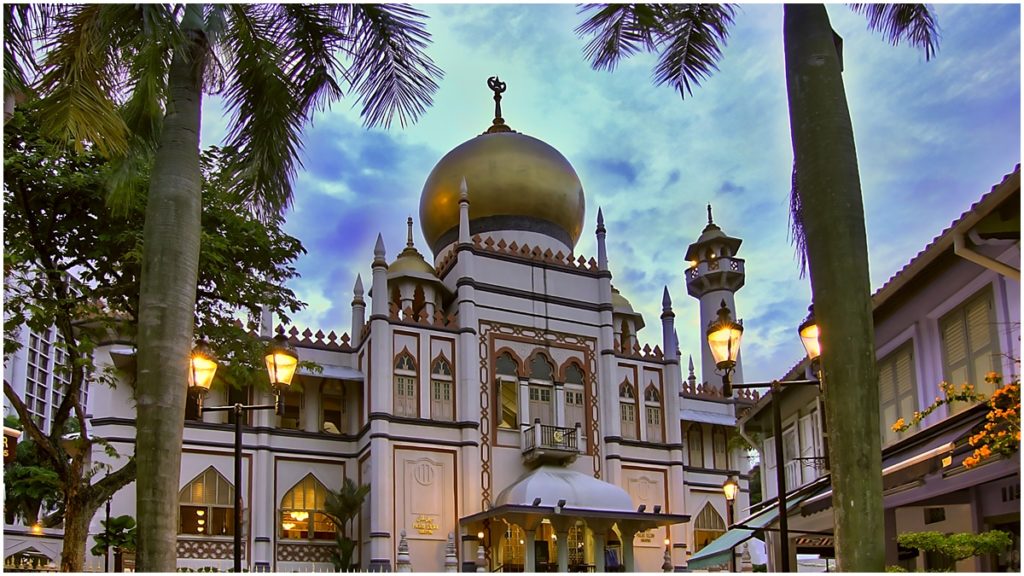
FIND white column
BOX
[524,530,536,572]
[556,528,570,573]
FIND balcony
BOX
[522,420,581,466]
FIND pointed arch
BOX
[619,379,638,440]
[494,350,522,429]
[280,474,336,540]
[179,466,235,536]
[712,426,730,469]
[644,383,664,443]
[693,502,727,553]
[687,423,705,468]
[394,347,418,418]
[430,352,454,421]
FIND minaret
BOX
[684,205,745,388]
[351,274,366,348]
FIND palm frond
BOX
[650,4,735,97]
[219,3,305,217]
[34,4,129,156]
[787,161,808,278]
[849,3,939,60]
[575,4,661,71]
[3,4,58,98]
[275,4,345,115]
[576,4,735,98]
[334,3,442,129]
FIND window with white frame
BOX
[687,423,704,468]
[644,384,663,442]
[496,352,519,429]
[430,356,454,421]
[179,467,235,536]
[394,352,418,418]
[279,474,335,540]
[564,363,586,430]
[940,287,1000,399]
[528,355,554,425]
[879,343,917,445]
[712,426,729,470]
[619,381,637,440]
[25,327,78,433]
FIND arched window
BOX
[619,381,637,440]
[564,363,585,430]
[687,424,704,468]
[394,351,417,418]
[693,502,727,553]
[712,426,729,469]
[496,352,519,429]
[431,356,454,421]
[280,474,335,540]
[179,467,235,536]
[644,384,663,443]
[528,354,554,425]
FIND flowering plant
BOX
[891,372,1020,469]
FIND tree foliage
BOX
[90,515,138,557]
[324,478,372,571]
[896,530,1013,564]
[2,105,307,570]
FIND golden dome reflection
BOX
[419,130,586,255]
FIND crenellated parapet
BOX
[273,324,354,352]
[680,379,760,402]
[436,233,601,278]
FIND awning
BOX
[688,478,831,570]
[298,364,363,380]
[680,409,738,427]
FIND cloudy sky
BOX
[201,2,1020,384]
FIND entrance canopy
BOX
[688,477,831,570]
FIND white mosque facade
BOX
[4,91,757,572]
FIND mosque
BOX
[4,79,755,572]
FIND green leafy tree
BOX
[575,4,938,570]
[10,4,441,569]
[895,530,1013,570]
[90,514,138,572]
[324,478,372,571]
[3,428,62,526]
[3,107,306,571]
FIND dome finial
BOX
[406,216,415,248]
[707,203,714,226]
[485,76,513,134]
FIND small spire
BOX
[662,286,672,309]
[374,233,386,259]
[597,207,604,226]
[687,354,696,383]
[354,274,364,296]
[688,354,695,373]
[459,177,469,202]
[707,203,714,225]
[485,76,513,134]
[406,216,414,248]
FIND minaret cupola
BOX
[684,205,745,298]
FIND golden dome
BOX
[419,130,586,254]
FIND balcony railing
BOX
[522,420,581,465]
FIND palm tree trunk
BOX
[783,4,884,572]
[134,7,207,572]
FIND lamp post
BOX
[722,475,739,572]
[188,334,299,573]
[707,304,820,573]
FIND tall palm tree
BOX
[26,4,441,570]
[576,4,938,571]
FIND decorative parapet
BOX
[387,302,458,329]
[275,324,353,352]
[681,380,760,402]
[436,234,601,277]
[612,340,665,361]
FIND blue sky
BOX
[201,3,1021,383]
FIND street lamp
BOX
[188,333,299,572]
[706,300,744,397]
[707,306,820,573]
[722,475,739,572]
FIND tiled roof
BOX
[871,164,1020,307]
